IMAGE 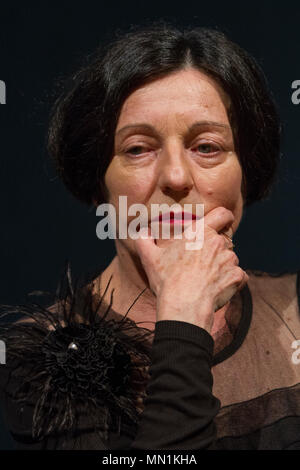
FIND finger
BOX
[233,269,249,291]
[135,227,159,266]
[183,207,234,244]
[240,271,250,288]
[204,207,235,236]
[220,232,235,250]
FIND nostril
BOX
[163,185,191,194]
[162,188,191,203]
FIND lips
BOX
[151,211,198,223]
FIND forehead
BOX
[116,68,231,132]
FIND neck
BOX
[97,240,157,328]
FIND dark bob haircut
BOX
[47,22,281,207]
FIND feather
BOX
[0,261,154,444]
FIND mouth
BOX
[151,211,199,224]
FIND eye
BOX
[194,142,221,155]
[125,145,148,156]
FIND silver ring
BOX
[221,233,235,249]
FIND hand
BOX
[134,206,249,333]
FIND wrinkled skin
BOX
[97,68,248,334]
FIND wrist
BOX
[156,294,214,333]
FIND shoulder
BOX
[245,268,300,321]
[245,268,299,299]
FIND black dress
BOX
[0,263,300,450]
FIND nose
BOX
[157,140,194,201]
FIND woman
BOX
[0,23,299,450]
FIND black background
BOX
[0,0,299,449]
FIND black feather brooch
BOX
[0,262,154,444]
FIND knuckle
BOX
[222,250,238,265]
[230,252,239,265]
[214,235,227,249]
[217,206,233,220]
[232,267,245,283]
[223,249,237,263]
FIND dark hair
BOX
[47,22,281,207]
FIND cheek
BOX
[104,160,153,205]
[220,170,243,206]
[200,160,243,210]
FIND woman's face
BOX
[104,67,244,253]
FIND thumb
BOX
[135,227,158,267]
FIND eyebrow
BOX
[115,120,231,138]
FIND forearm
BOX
[131,320,220,450]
